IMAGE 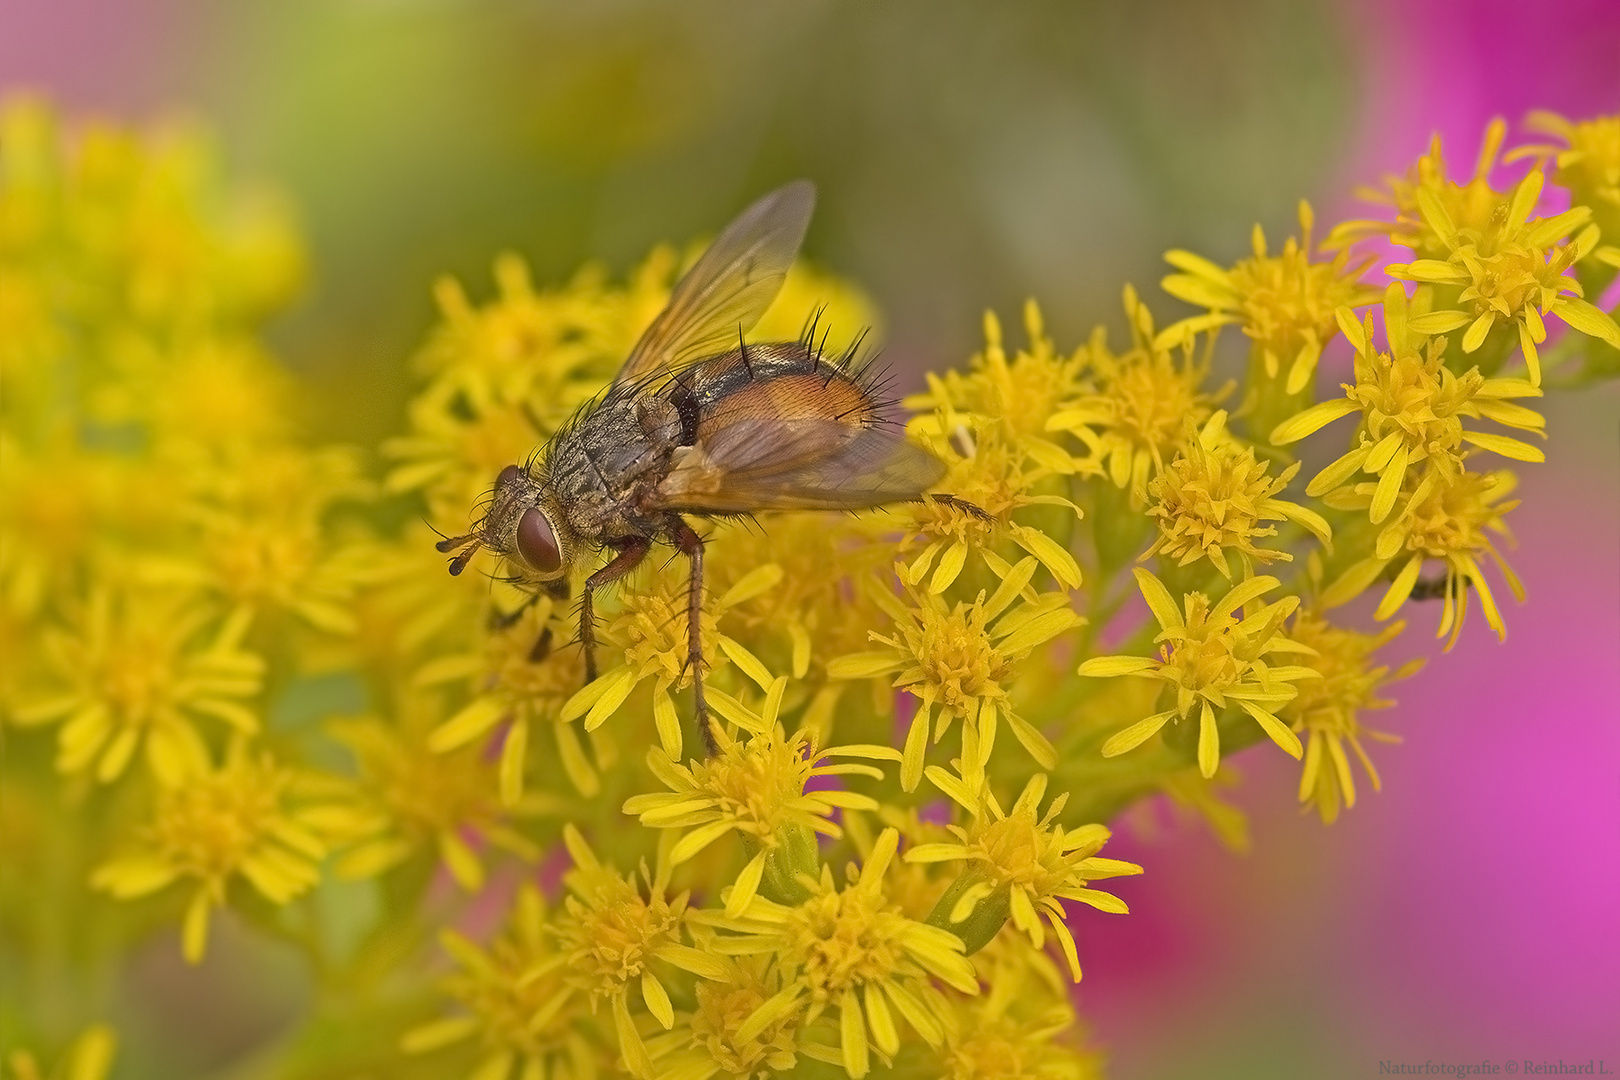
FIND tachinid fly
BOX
[434,180,958,749]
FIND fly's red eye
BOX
[498,464,523,487]
[516,508,561,573]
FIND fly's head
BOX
[436,463,575,597]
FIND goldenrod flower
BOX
[1514,111,1620,250]
[897,430,1085,595]
[1330,120,1618,385]
[13,590,263,785]
[401,883,612,1080]
[908,302,1091,450]
[554,825,715,1077]
[90,745,329,963]
[1047,286,1229,501]
[830,558,1081,793]
[705,828,978,1079]
[907,772,1141,980]
[1161,200,1380,394]
[1283,610,1422,824]
[420,596,596,800]
[1080,570,1313,778]
[655,955,806,1080]
[625,681,896,911]
[925,941,1103,1080]
[3,1024,118,1080]
[561,567,778,755]
[145,446,373,635]
[1320,467,1525,649]
[328,712,548,891]
[1143,410,1331,579]
[1272,286,1546,525]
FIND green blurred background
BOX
[4,1,1618,1078]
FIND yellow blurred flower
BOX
[1515,110,1620,246]
[654,954,806,1080]
[3,1024,117,1080]
[13,590,262,785]
[90,745,329,963]
[401,883,613,1080]
[420,595,596,800]
[1161,200,1379,394]
[327,712,549,891]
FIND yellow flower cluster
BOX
[5,95,1617,1080]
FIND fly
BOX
[435,181,966,750]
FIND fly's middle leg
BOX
[579,537,651,683]
[671,519,713,754]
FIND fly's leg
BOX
[579,538,651,683]
[923,493,994,523]
[671,519,713,754]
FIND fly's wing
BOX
[654,418,946,513]
[615,180,816,387]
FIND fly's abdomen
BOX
[670,341,884,441]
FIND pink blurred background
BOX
[4,0,1617,1076]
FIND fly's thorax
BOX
[544,394,684,543]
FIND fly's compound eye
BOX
[497,464,523,487]
[516,508,561,573]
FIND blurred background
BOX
[3,0,1617,1077]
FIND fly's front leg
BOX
[579,538,651,683]
[670,519,713,754]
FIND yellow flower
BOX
[327,712,548,891]
[1143,409,1331,579]
[1047,285,1230,501]
[829,557,1081,793]
[924,940,1103,1080]
[907,301,1091,450]
[1320,467,1525,649]
[559,565,778,755]
[90,745,329,963]
[1272,286,1546,525]
[1161,200,1380,394]
[906,772,1141,981]
[3,1024,118,1080]
[1282,610,1422,824]
[13,590,263,785]
[553,825,713,1077]
[625,680,898,914]
[704,827,979,1080]
[420,595,598,800]
[1080,570,1313,778]
[1515,110,1620,245]
[401,883,612,1080]
[900,303,1089,595]
[1329,119,1617,385]
[655,955,806,1080]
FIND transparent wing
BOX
[615,180,816,386]
[654,418,946,513]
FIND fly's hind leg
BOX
[579,538,651,683]
[922,493,994,522]
[670,519,714,755]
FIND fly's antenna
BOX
[435,533,483,576]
